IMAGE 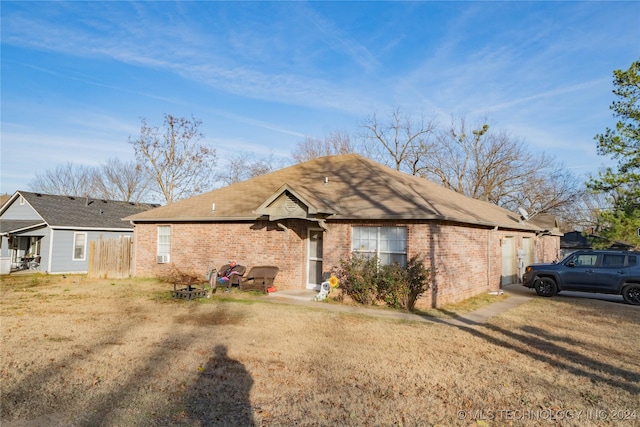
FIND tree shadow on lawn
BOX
[1,301,256,427]
[77,310,254,426]
[1,311,148,424]
[429,309,640,396]
[75,332,202,427]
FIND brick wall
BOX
[537,234,561,263]
[132,219,558,308]
[409,221,502,307]
[133,220,308,290]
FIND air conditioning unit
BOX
[157,254,170,264]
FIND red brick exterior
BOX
[132,219,559,308]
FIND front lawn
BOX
[1,274,638,426]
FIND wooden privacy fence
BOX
[88,236,132,279]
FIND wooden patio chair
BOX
[210,264,246,292]
[240,266,279,293]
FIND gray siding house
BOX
[0,191,157,275]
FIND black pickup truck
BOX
[522,250,640,305]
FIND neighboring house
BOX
[0,191,158,275]
[560,230,635,258]
[527,213,564,263]
[125,154,560,308]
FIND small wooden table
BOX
[171,273,208,300]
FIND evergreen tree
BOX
[588,60,640,248]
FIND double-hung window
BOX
[352,226,407,266]
[157,226,171,258]
[73,232,87,261]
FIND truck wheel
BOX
[622,285,640,305]
[535,278,557,297]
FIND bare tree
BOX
[415,116,581,214]
[502,163,582,214]
[216,153,281,186]
[360,108,437,174]
[553,190,607,233]
[130,114,217,204]
[292,130,356,162]
[92,157,149,202]
[28,162,96,197]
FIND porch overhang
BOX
[0,220,46,236]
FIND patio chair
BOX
[210,264,246,292]
[28,256,41,270]
[240,266,279,293]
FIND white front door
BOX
[521,237,534,278]
[501,236,516,286]
[307,229,323,290]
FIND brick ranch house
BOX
[125,154,560,308]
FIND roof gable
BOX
[255,184,317,221]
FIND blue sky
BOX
[1,1,639,196]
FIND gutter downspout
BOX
[277,222,290,239]
[488,226,498,289]
[130,220,137,277]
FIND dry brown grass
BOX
[1,273,639,426]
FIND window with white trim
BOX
[73,232,87,260]
[352,226,407,266]
[157,225,171,256]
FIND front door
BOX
[501,236,516,286]
[520,237,534,282]
[307,229,323,290]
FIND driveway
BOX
[510,281,627,304]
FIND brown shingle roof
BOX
[125,154,539,231]
[1,191,159,230]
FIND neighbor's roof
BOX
[528,213,563,236]
[125,154,541,231]
[0,219,45,234]
[0,191,159,232]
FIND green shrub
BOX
[404,255,433,311]
[377,263,408,309]
[337,254,379,305]
[337,254,433,311]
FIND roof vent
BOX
[211,203,216,211]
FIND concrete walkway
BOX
[264,284,535,327]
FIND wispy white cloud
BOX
[1,1,638,195]
[300,5,379,74]
[202,106,307,139]
[2,2,379,116]
[471,78,609,116]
